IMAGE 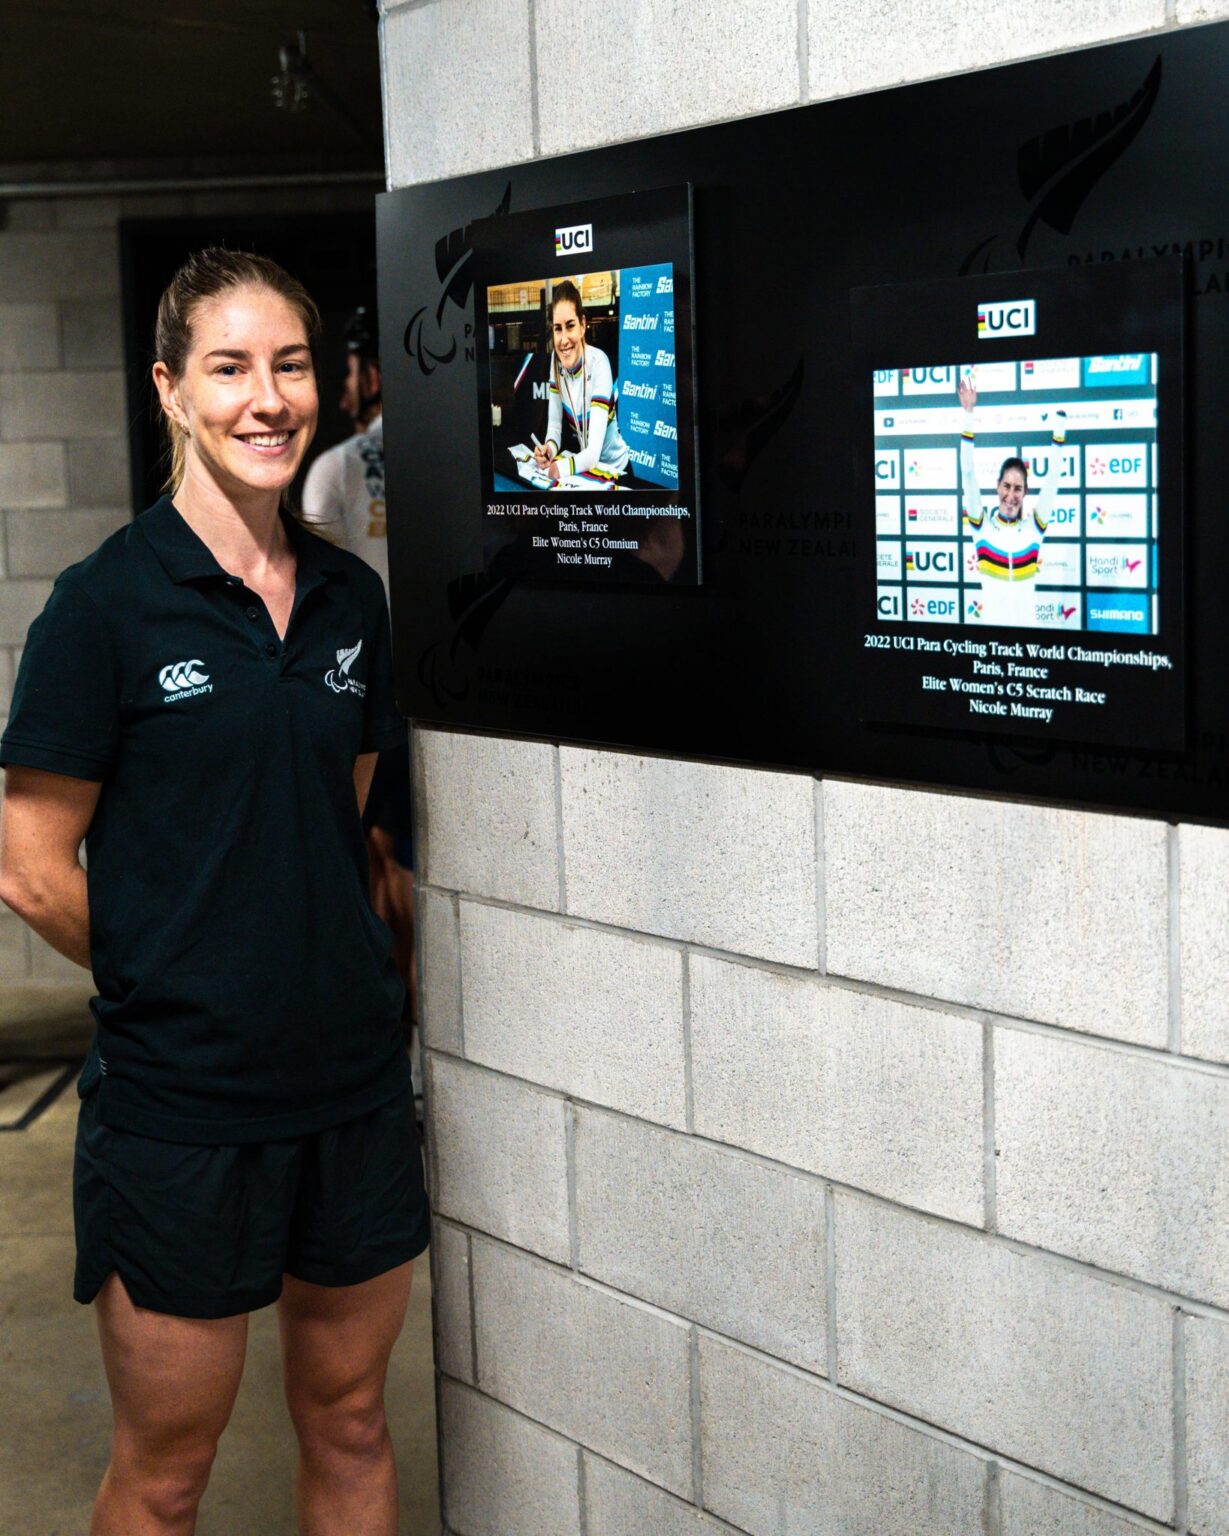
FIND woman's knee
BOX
[110,1430,219,1520]
[292,1389,389,1467]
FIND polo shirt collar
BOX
[139,495,344,586]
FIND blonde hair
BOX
[154,248,321,495]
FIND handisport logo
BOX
[159,660,212,701]
[977,298,1036,339]
[554,223,593,257]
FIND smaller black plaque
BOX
[471,185,699,586]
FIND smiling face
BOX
[996,465,1028,521]
[551,298,586,373]
[154,283,318,503]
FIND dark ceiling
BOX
[0,0,383,171]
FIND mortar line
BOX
[453,886,1229,1079]
[813,777,827,973]
[452,891,465,1056]
[986,1459,1002,1536]
[527,0,542,159]
[565,1100,580,1270]
[553,745,568,912]
[681,949,695,1134]
[796,0,809,103]
[983,1019,997,1233]
[439,1124,1229,1324]
[689,1324,705,1507]
[1167,823,1182,1055]
[577,1444,589,1535]
[1173,1307,1189,1532]
[824,1184,838,1382]
[466,1230,480,1386]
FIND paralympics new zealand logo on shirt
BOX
[324,641,366,698]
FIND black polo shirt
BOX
[0,497,411,1143]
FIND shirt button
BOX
[246,606,259,621]
[264,641,277,657]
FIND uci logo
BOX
[555,223,593,257]
[977,298,1036,339]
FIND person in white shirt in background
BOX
[302,306,418,1090]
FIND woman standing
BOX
[531,278,630,486]
[0,249,428,1535]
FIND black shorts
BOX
[73,1088,430,1319]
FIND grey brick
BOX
[0,581,54,645]
[418,885,461,1054]
[0,304,59,370]
[67,437,129,506]
[429,1055,570,1263]
[0,442,67,508]
[0,371,125,441]
[824,779,1168,1046]
[808,0,1163,100]
[1000,1471,1162,1536]
[439,1379,581,1536]
[1179,823,1229,1065]
[996,1028,1229,1307]
[575,1107,826,1370]
[1187,1313,1229,1536]
[460,901,686,1128]
[60,300,123,370]
[834,1193,1173,1518]
[416,729,560,909]
[6,507,127,577]
[1176,0,1229,22]
[535,0,798,156]
[584,1455,742,1536]
[0,231,118,302]
[560,748,819,967]
[690,955,984,1224]
[700,1334,988,1536]
[432,1221,474,1386]
[383,1,533,187]
[472,1237,693,1496]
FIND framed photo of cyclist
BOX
[470,185,700,586]
[851,257,1186,749]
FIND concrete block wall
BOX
[0,180,372,984]
[380,3,1229,1532]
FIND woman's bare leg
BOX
[278,1261,413,1536]
[91,1273,249,1535]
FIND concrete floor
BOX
[0,987,441,1536]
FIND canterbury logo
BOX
[325,640,366,697]
[158,659,213,702]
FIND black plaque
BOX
[378,23,1229,825]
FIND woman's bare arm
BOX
[0,765,101,969]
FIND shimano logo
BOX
[159,660,212,701]
[325,639,367,698]
[554,223,593,256]
[977,298,1036,339]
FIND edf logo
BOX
[555,223,593,257]
[977,298,1036,339]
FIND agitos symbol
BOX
[404,182,511,376]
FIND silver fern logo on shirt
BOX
[325,641,365,697]
[158,660,212,701]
